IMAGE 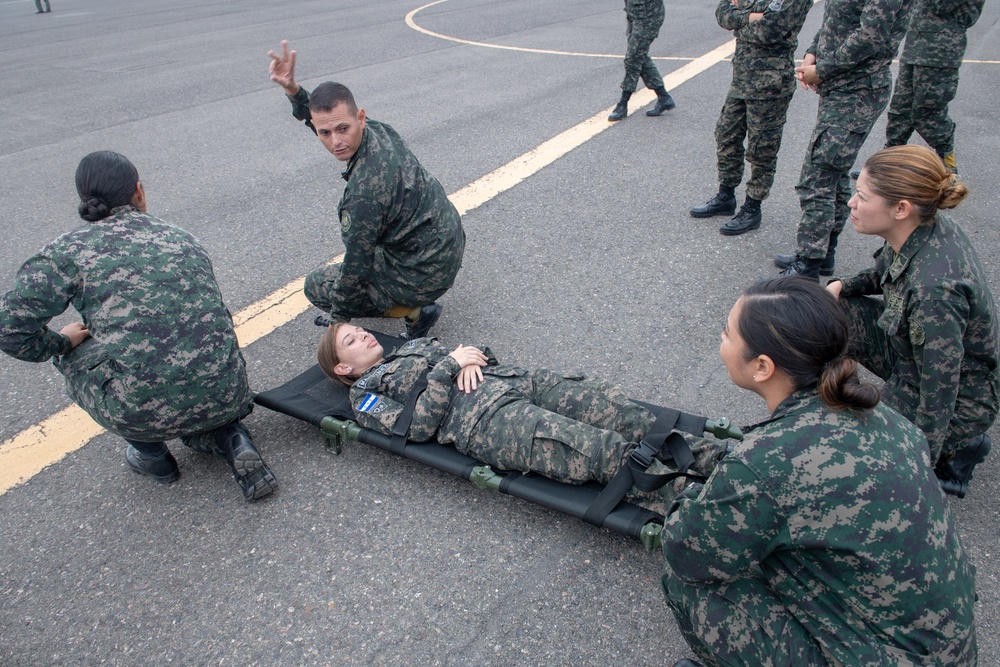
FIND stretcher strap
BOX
[390,370,429,455]
[388,354,448,455]
[582,408,702,527]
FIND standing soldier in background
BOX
[267,41,465,340]
[608,0,676,121]
[689,0,813,236]
[774,0,914,279]
[884,0,985,174]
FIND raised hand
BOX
[267,39,299,95]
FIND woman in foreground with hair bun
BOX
[827,144,999,498]
[662,276,976,667]
[0,151,276,500]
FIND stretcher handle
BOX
[704,417,743,440]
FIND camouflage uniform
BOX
[793,0,913,260]
[713,0,813,201]
[837,214,1000,462]
[348,338,724,494]
[287,87,465,321]
[0,206,253,457]
[620,0,666,93]
[661,389,978,666]
[885,0,985,159]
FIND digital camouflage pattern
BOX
[0,206,252,452]
[713,0,812,200]
[793,0,913,259]
[794,83,891,258]
[715,96,793,200]
[661,390,977,666]
[288,87,465,320]
[347,338,725,507]
[885,0,986,156]
[900,0,984,69]
[806,0,914,95]
[717,0,812,101]
[838,213,1000,462]
[620,0,666,93]
[885,64,961,156]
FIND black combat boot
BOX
[218,423,278,501]
[936,434,991,498]
[775,230,839,276]
[719,197,762,235]
[778,255,825,279]
[774,250,835,276]
[646,87,676,116]
[402,303,443,340]
[125,441,180,484]
[608,91,632,121]
[690,186,737,218]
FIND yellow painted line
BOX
[449,39,735,213]
[0,31,738,496]
[0,406,107,493]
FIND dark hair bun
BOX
[819,358,880,412]
[78,196,110,222]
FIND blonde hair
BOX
[316,321,354,386]
[863,145,968,225]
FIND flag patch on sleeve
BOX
[358,393,380,413]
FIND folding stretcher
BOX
[254,329,742,550]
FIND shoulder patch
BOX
[357,393,380,413]
[767,0,784,11]
[341,210,352,233]
[910,321,925,346]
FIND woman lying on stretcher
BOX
[316,324,725,503]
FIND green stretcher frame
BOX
[254,331,742,550]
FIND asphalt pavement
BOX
[1,1,998,665]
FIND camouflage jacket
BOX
[349,338,527,450]
[840,214,1000,461]
[662,389,977,665]
[900,0,985,68]
[806,0,914,94]
[288,88,465,319]
[0,206,252,439]
[716,0,814,99]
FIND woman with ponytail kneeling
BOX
[661,276,976,667]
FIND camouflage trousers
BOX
[794,84,891,259]
[885,63,960,156]
[716,94,793,201]
[55,338,252,458]
[661,567,830,667]
[842,294,992,461]
[462,369,726,513]
[304,263,451,320]
[621,0,665,92]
